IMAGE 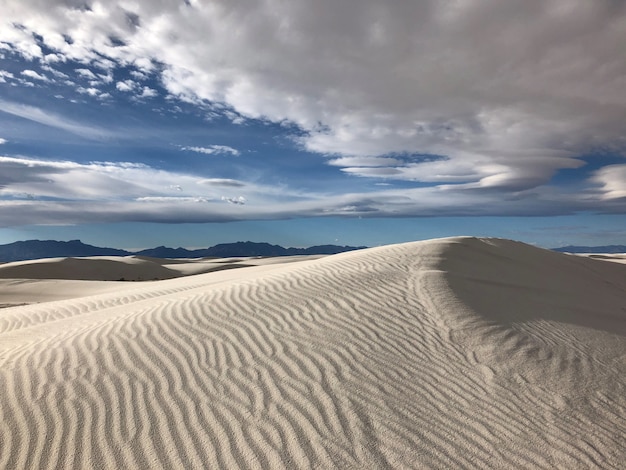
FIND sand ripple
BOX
[1,237,625,468]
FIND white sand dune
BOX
[0,255,327,308]
[1,237,625,469]
[580,253,626,265]
[0,254,317,282]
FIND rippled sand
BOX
[1,237,625,469]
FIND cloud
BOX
[76,86,100,96]
[0,154,622,227]
[130,70,148,80]
[116,80,136,92]
[43,53,64,63]
[0,138,6,144]
[20,69,49,82]
[182,145,240,156]
[0,70,15,83]
[0,156,292,224]
[198,178,246,188]
[592,165,626,200]
[1,1,626,214]
[328,156,404,167]
[137,196,212,203]
[75,68,98,80]
[42,65,69,79]
[340,150,585,191]
[221,196,246,205]
[98,72,114,84]
[0,99,113,139]
[138,86,157,98]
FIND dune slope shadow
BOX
[437,237,626,393]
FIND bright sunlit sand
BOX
[1,237,625,469]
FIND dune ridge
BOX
[1,237,625,468]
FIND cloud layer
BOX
[0,154,623,226]
[1,0,625,224]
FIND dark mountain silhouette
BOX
[0,240,131,262]
[552,245,626,254]
[0,239,366,262]
[137,241,367,258]
[201,241,288,258]
[135,246,199,258]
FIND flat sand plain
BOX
[1,237,625,469]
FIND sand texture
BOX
[1,237,625,469]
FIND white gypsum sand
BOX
[0,255,325,307]
[0,237,625,468]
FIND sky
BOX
[0,0,625,250]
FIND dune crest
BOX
[1,237,625,468]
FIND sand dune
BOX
[582,253,626,265]
[1,237,625,468]
[0,254,320,282]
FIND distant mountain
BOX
[138,241,367,258]
[0,240,131,262]
[0,239,366,262]
[135,246,199,258]
[202,241,290,258]
[290,244,364,255]
[553,245,626,254]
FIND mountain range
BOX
[552,245,626,254]
[0,239,367,263]
[1,239,623,263]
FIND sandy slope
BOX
[0,254,325,282]
[0,255,325,307]
[0,237,625,469]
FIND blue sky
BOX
[1,0,625,249]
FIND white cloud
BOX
[75,68,98,80]
[221,196,246,205]
[137,196,212,203]
[43,53,64,63]
[340,150,585,191]
[116,80,136,92]
[0,70,15,83]
[0,154,622,226]
[0,99,113,140]
[198,178,245,188]
[1,0,626,210]
[0,156,197,201]
[328,156,404,167]
[130,70,147,80]
[42,65,69,79]
[138,86,157,98]
[0,138,7,144]
[20,70,49,82]
[98,72,114,84]
[76,86,100,96]
[0,155,285,207]
[182,145,240,156]
[592,165,626,200]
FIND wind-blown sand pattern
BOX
[1,237,625,469]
